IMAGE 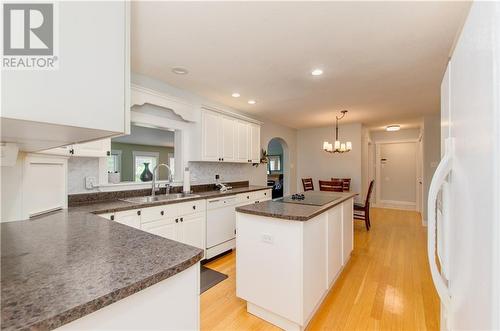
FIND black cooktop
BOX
[275,192,342,206]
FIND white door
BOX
[178,213,205,250]
[249,123,261,163]
[327,207,343,286]
[142,217,177,241]
[236,121,249,163]
[201,110,221,161]
[342,200,353,265]
[221,116,236,162]
[115,210,141,229]
[376,142,417,209]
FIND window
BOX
[133,151,159,181]
[268,155,281,172]
[168,153,175,178]
[107,150,122,174]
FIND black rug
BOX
[200,265,228,294]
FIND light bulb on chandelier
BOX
[323,110,352,153]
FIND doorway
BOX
[267,137,288,198]
[375,140,418,210]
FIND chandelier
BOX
[323,110,352,153]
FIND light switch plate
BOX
[261,233,274,244]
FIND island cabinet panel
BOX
[342,199,354,265]
[57,263,200,331]
[327,207,343,287]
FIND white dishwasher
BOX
[206,195,238,259]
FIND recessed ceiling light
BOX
[248,100,256,105]
[232,92,241,98]
[311,68,323,76]
[386,125,401,132]
[172,67,189,75]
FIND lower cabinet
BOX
[99,209,141,230]
[141,217,177,241]
[342,199,354,265]
[178,213,205,250]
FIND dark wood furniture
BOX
[354,180,375,230]
[319,180,344,192]
[302,178,314,191]
[332,178,351,191]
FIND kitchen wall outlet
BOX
[85,176,97,189]
[261,233,274,244]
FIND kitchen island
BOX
[235,191,357,331]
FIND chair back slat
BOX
[365,180,375,207]
[302,178,314,191]
[319,180,344,192]
[332,178,351,191]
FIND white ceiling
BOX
[131,1,470,129]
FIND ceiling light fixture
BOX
[311,68,323,76]
[231,92,241,98]
[386,125,401,132]
[323,110,352,153]
[171,67,189,75]
[248,100,256,105]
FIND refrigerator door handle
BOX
[427,138,453,308]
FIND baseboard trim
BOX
[375,200,416,211]
[421,218,428,227]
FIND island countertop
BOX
[236,191,358,221]
[0,209,203,331]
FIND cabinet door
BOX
[249,123,261,163]
[115,209,141,229]
[342,199,354,265]
[73,138,111,157]
[221,116,236,162]
[142,217,177,241]
[327,207,343,286]
[2,2,127,134]
[201,110,221,161]
[177,213,205,250]
[236,121,249,162]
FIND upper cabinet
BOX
[200,109,260,163]
[1,2,130,152]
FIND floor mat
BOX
[200,265,228,294]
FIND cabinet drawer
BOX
[114,209,141,229]
[237,192,253,204]
[97,212,114,220]
[141,204,177,223]
[249,190,270,201]
[141,217,177,241]
[177,199,206,216]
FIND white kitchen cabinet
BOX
[236,121,250,163]
[327,207,343,287]
[201,110,221,161]
[39,138,111,157]
[115,209,142,229]
[200,109,260,163]
[342,199,354,265]
[249,123,261,163]
[221,116,236,162]
[1,2,129,152]
[142,217,177,241]
[177,213,205,249]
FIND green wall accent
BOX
[111,142,174,182]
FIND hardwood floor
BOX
[201,208,439,331]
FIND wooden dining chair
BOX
[302,178,314,191]
[332,178,351,191]
[319,180,344,192]
[354,180,375,230]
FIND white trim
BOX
[131,84,196,122]
[374,199,417,211]
[201,105,262,125]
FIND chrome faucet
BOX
[152,163,173,197]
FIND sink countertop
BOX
[236,192,358,221]
[0,185,270,331]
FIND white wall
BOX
[296,123,362,199]
[422,114,441,220]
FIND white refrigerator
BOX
[429,1,500,330]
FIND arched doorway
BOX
[267,137,289,198]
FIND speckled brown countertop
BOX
[236,191,358,221]
[1,185,270,331]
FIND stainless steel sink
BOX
[120,193,200,204]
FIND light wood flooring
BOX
[201,208,439,331]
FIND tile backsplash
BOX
[67,158,266,194]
